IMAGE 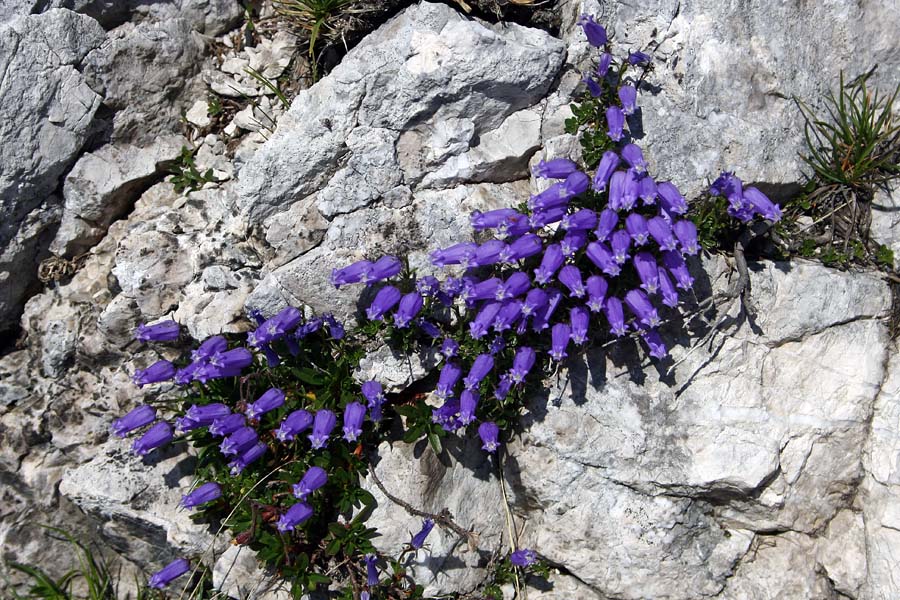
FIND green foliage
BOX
[206,95,223,118]
[796,70,899,190]
[689,194,740,252]
[168,146,215,194]
[243,67,290,110]
[273,0,358,80]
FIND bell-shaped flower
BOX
[221,426,258,456]
[511,549,538,568]
[642,330,668,359]
[464,354,494,390]
[430,242,477,268]
[532,288,563,331]
[622,169,641,210]
[497,272,531,301]
[210,413,245,438]
[610,229,632,264]
[274,410,312,442]
[528,182,569,212]
[608,171,627,210]
[509,347,536,384]
[192,336,227,361]
[534,244,564,285]
[744,187,782,222]
[493,301,523,333]
[473,239,508,267]
[647,216,678,250]
[604,297,628,337]
[598,52,612,77]
[246,388,285,420]
[366,285,402,321]
[207,349,253,380]
[578,14,608,47]
[673,220,700,255]
[521,288,549,317]
[549,323,571,361]
[570,306,590,345]
[111,405,156,437]
[365,554,379,587]
[561,230,588,257]
[471,208,520,230]
[432,398,461,431]
[530,205,567,229]
[331,259,373,288]
[621,143,645,172]
[369,256,402,282]
[592,151,620,193]
[134,320,180,343]
[478,422,501,453]
[594,209,619,242]
[532,158,578,180]
[416,276,441,297]
[586,242,621,277]
[440,338,459,359]
[394,292,424,329]
[561,208,598,231]
[469,278,501,303]
[496,213,532,239]
[558,265,586,298]
[583,75,602,98]
[625,213,650,245]
[149,558,190,589]
[342,402,366,442]
[411,518,435,549]
[640,175,657,205]
[293,466,327,500]
[586,275,608,312]
[308,410,337,449]
[625,288,661,328]
[133,360,175,387]
[657,182,688,215]
[181,482,222,509]
[494,375,514,401]
[628,51,651,65]
[606,106,625,141]
[436,362,462,399]
[276,502,313,533]
[658,267,679,308]
[501,233,543,263]
[469,301,503,339]
[459,390,479,425]
[662,251,694,289]
[633,252,661,294]
[361,380,385,411]
[132,421,174,456]
[619,85,637,116]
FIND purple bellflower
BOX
[221,427,258,456]
[436,362,462,399]
[594,209,619,242]
[132,421,173,456]
[473,239,507,267]
[501,233,543,263]
[369,256,402,282]
[111,405,156,437]
[550,323,571,361]
[534,244,564,284]
[643,330,668,359]
[634,252,661,294]
[366,285,402,321]
[246,388,285,420]
[619,85,638,116]
[604,297,628,337]
[511,549,537,567]
[394,292,424,328]
[625,288,661,328]
[532,158,578,180]
[493,301,523,333]
[608,170,627,210]
[586,275,608,312]
[469,301,503,339]
[192,335,227,361]
[561,230,588,258]
[658,267,679,308]
[647,216,678,251]
[583,75,602,97]
[292,466,327,500]
[149,558,190,589]
[331,259,373,287]
[662,250,694,289]
[430,242,477,268]
[365,554,379,586]
[532,288,562,331]
[361,380,386,421]
[628,51,651,65]
[133,360,176,387]
[342,401,366,442]
[471,208,520,230]
[640,175,658,204]
[598,52,612,76]
[625,213,650,245]
[657,182,688,215]
[134,320,180,343]
[459,389,479,425]
[570,306,590,345]
[592,151,619,193]
[522,287,549,317]
[440,338,459,359]
[181,482,222,509]
[497,272,531,301]
[578,14,608,47]
[610,229,632,264]
[673,220,700,255]
[276,502,313,532]
[479,422,500,453]
[558,265,586,298]
[561,208,598,231]
[309,410,337,449]
[586,242,621,277]
[606,106,625,141]
[274,410,312,442]
[210,413,246,437]
[621,143,646,172]
[744,187,783,222]
[509,347,536,384]
[411,518,435,549]
[530,205,567,229]
[463,354,494,390]
[229,441,266,475]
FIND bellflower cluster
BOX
[709,171,783,223]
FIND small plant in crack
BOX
[168,146,216,195]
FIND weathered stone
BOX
[0,9,105,331]
[818,509,867,597]
[177,0,243,36]
[354,344,440,393]
[870,184,900,268]
[212,545,292,600]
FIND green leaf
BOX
[427,431,443,455]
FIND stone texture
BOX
[212,545,292,600]
[0,9,106,331]
[870,184,900,268]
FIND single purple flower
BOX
[561,208,598,231]
[628,51,651,65]
[134,320,180,343]
[625,288,661,328]
[657,182,688,216]
[622,169,641,210]
[511,549,538,568]
[361,380,385,408]
[221,427,259,456]
[365,554,379,586]
[207,347,253,374]
[276,502,313,533]
[430,242,477,268]
[619,85,638,116]
[181,482,222,509]
[532,158,578,180]
[494,375,514,401]
[570,306,590,345]
[534,244,564,285]
[174,361,203,386]
[647,216,678,251]
[496,213,532,239]
[473,239,508,267]
[594,209,619,242]
[522,288,548,317]
[440,338,459,359]
[132,360,176,387]
[111,405,156,437]
[274,410,313,442]
[592,151,620,193]
[578,14,608,47]
[211,413,246,437]
[501,233,543,263]
[479,422,501,453]
[744,186,782,222]
[532,288,563,331]
[324,314,345,340]
[625,213,650,245]
[342,401,366,442]
[550,323,571,361]
[459,389,479,426]
[471,208,521,230]
[192,336,227,361]
[394,292,424,329]
[369,256,402,282]
[528,182,570,212]
[415,275,441,297]
[493,301,523,333]
[561,229,588,257]
[604,297,628,337]
[606,106,625,141]
[292,466,327,500]
[331,259,373,287]
[432,398,461,431]
[658,267,679,308]
[608,170,627,211]
[296,317,323,339]
[598,52,612,77]
[610,229,632,264]
[366,285,402,321]
[586,275,608,312]
[621,143,645,172]
[246,388,285,420]
[640,175,658,205]
[673,220,700,255]
[469,301,503,339]
[558,265,586,298]
[471,278,503,303]
[464,354,494,390]
[436,362,462,399]
[643,330,668,359]
[497,272,531,301]
[132,421,173,456]
[229,441,267,475]
[662,250,694,289]
[148,558,190,589]
[411,518,435,549]
[586,242,621,277]
[509,347,536,384]
[308,410,337,449]
[583,75,602,97]
[530,205,568,229]
[185,403,230,427]
[249,306,303,347]
[634,252,661,294]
